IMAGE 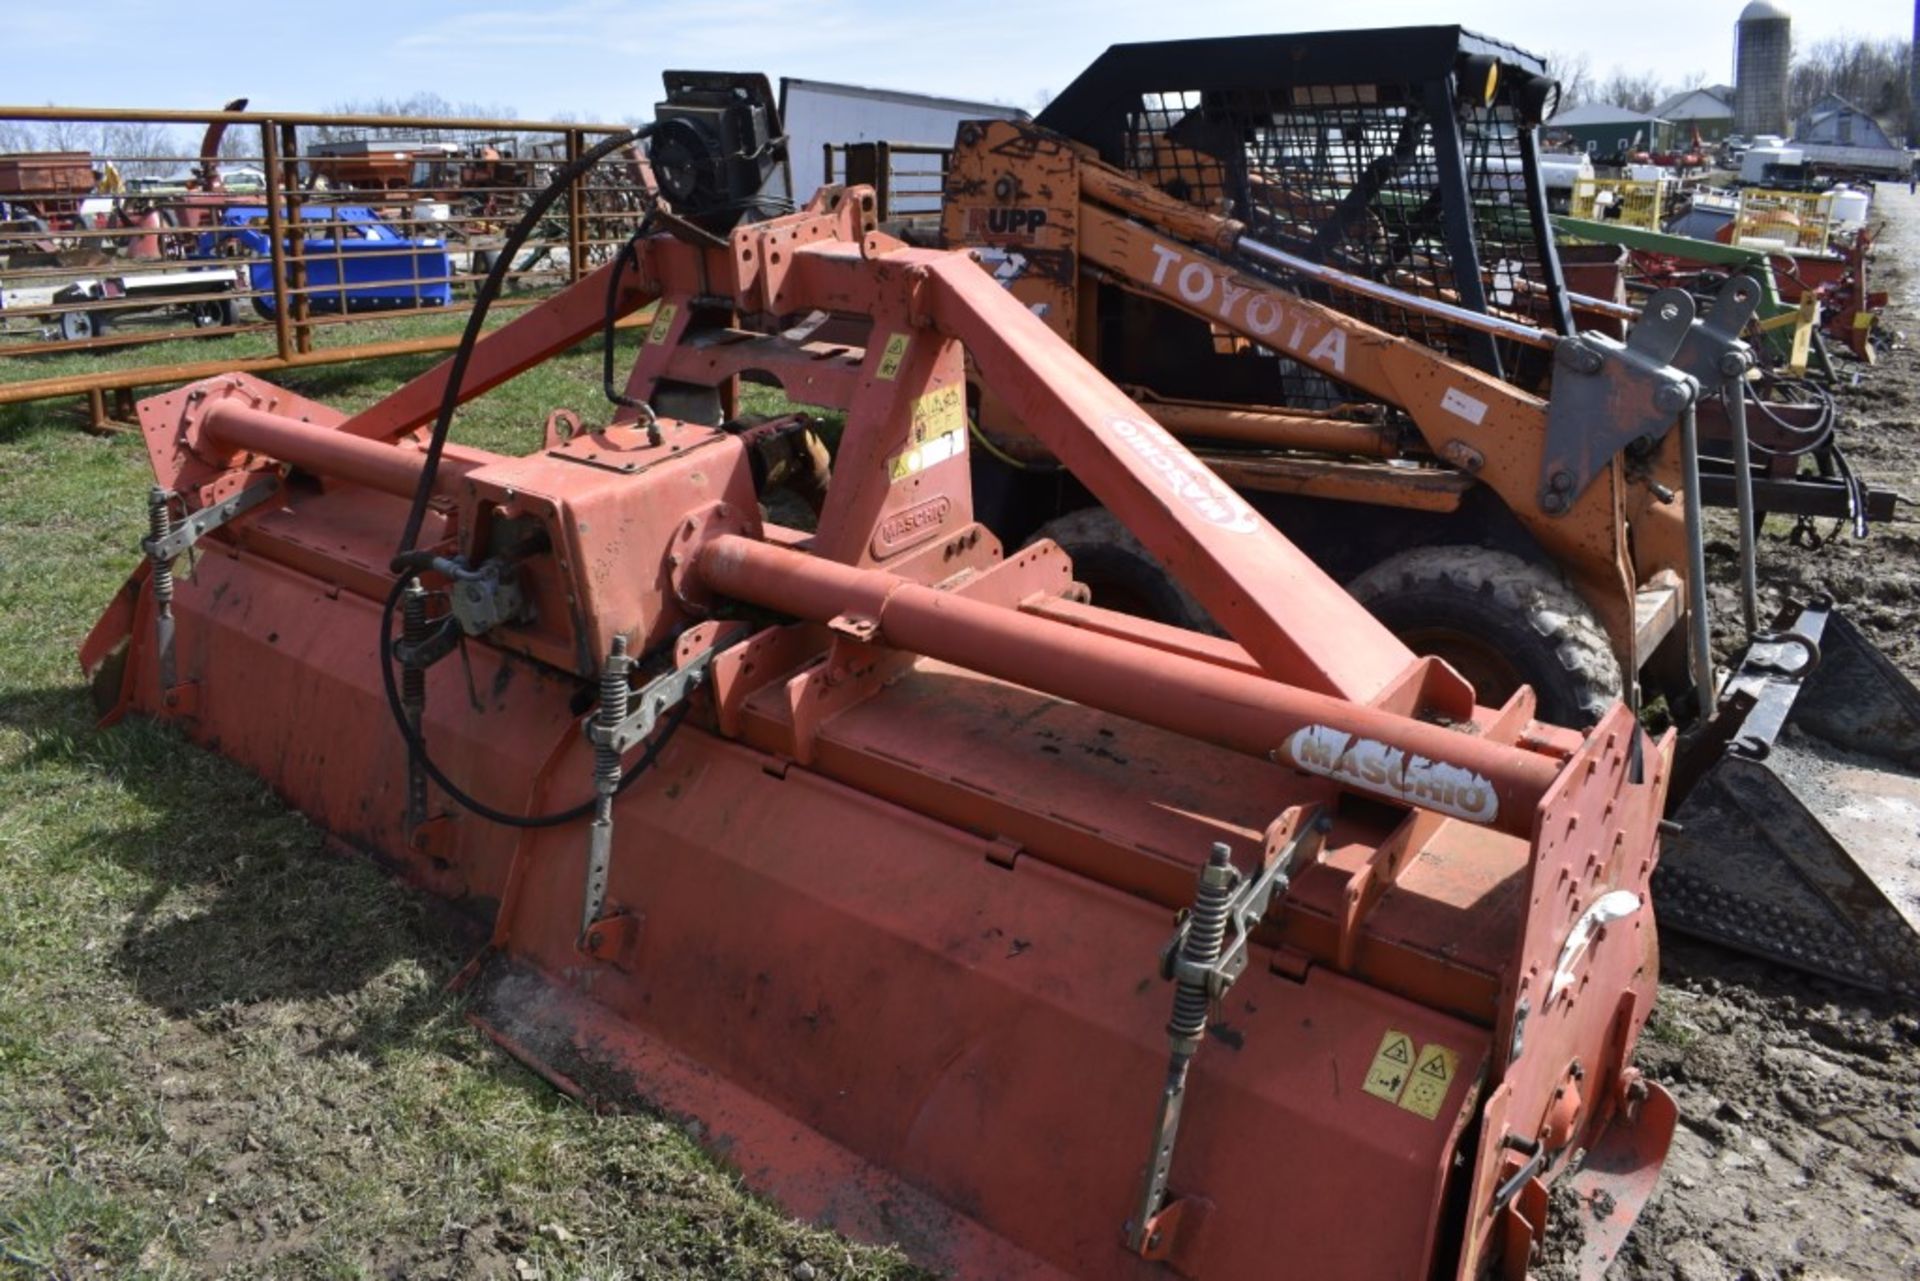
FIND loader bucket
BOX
[1657,601,1920,994]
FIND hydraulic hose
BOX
[391,125,652,567]
[375,124,692,830]
[602,212,660,431]
[376,574,688,829]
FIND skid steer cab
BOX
[82,69,1680,1277]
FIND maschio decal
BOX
[1279,724,1500,824]
[1108,415,1260,533]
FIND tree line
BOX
[0,93,572,180]
[1549,34,1913,131]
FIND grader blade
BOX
[1660,603,1920,994]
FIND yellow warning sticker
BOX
[886,427,966,482]
[909,384,966,442]
[876,332,911,380]
[1398,1043,1459,1121]
[1361,1029,1415,1104]
[646,302,678,345]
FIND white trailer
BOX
[768,79,1027,214]
[1793,142,1916,180]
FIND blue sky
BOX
[4,0,1913,122]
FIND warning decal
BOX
[886,385,968,482]
[876,332,911,380]
[909,384,965,442]
[1361,1029,1415,1104]
[1398,1043,1460,1121]
[646,302,678,345]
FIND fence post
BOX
[280,122,311,354]
[566,128,585,282]
[261,122,294,362]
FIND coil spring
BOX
[595,637,631,789]
[400,580,428,706]
[1169,844,1234,1042]
[147,488,175,602]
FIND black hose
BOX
[374,124,693,830]
[391,125,651,567]
[1744,377,1837,459]
[602,213,658,424]
[376,574,687,829]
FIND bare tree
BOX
[100,120,186,179]
[314,94,519,148]
[35,113,100,154]
[1544,50,1594,110]
[1787,35,1911,131]
[1596,69,1667,115]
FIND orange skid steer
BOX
[82,112,1675,1277]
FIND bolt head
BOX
[1557,340,1604,375]
[1654,382,1692,414]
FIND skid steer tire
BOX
[1027,507,1213,633]
[1346,545,1622,728]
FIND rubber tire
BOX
[189,298,238,330]
[59,308,109,342]
[1345,546,1622,727]
[1026,507,1213,632]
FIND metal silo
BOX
[1735,0,1792,138]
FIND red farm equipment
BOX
[76,67,1684,1279]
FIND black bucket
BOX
[1656,600,1920,995]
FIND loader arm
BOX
[946,120,1694,707]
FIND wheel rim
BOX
[1395,626,1530,708]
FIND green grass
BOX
[0,342,904,1280]
[0,279,581,390]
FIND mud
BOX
[1562,185,1920,1280]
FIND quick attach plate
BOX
[1539,288,1698,514]
[1669,273,1763,389]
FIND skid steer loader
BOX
[914,29,1920,993]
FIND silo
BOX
[1734,0,1792,138]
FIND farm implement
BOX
[71,39,1920,1281]
[80,69,1682,1280]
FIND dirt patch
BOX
[1599,940,1920,1279]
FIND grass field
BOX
[0,331,911,1280]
